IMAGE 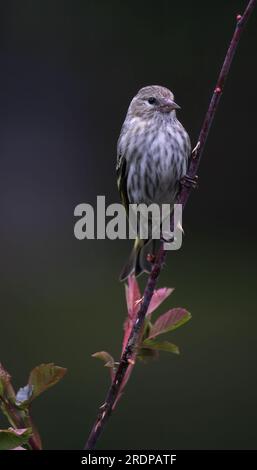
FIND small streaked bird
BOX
[117,85,191,281]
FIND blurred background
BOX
[0,0,257,449]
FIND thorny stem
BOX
[84,0,256,450]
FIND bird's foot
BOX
[181,174,199,189]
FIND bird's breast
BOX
[123,120,189,206]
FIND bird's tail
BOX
[119,238,151,282]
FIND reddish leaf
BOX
[123,276,143,353]
[147,288,174,316]
[147,308,191,339]
[125,275,141,318]
[112,362,134,410]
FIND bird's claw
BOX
[181,174,199,189]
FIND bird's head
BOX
[128,85,180,120]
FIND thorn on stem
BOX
[147,253,156,264]
[99,402,107,410]
[128,358,135,365]
[236,14,242,21]
[215,87,222,94]
[176,221,184,235]
[134,297,144,307]
[192,141,200,159]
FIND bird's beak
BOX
[159,99,181,113]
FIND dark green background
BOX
[0,0,256,449]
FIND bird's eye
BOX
[148,97,157,105]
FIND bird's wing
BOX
[116,154,130,217]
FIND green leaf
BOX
[92,351,115,369]
[147,308,191,339]
[143,339,179,354]
[137,347,159,363]
[28,363,67,401]
[0,428,32,450]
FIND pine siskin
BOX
[117,85,191,281]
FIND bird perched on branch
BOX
[117,85,191,281]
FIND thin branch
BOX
[84,0,256,450]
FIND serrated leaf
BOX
[0,428,32,450]
[92,351,115,369]
[28,363,67,401]
[147,308,191,339]
[16,384,33,406]
[143,339,179,354]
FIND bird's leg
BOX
[180,174,199,189]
